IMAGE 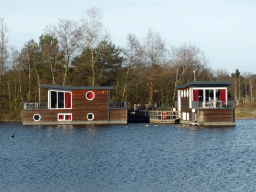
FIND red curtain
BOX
[65,92,71,108]
[219,89,226,105]
[65,115,71,120]
[193,90,199,101]
[59,115,64,120]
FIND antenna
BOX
[193,70,197,81]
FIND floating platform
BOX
[149,110,180,124]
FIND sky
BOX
[0,0,255,75]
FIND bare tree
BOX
[10,47,20,109]
[143,29,166,104]
[48,19,83,86]
[248,73,254,103]
[82,7,104,86]
[215,69,230,80]
[231,69,241,104]
[40,34,60,85]
[144,29,166,68]
[170,44,208,104]
[122,33,141,101]
[0,17,8,83]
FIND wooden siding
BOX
[198,109,235,122]
[109,109,127,121]
[23,109,72,122]
[70,89,108,121]
[181,97,192,120]
[23,108,128,124]
[23,89,110,123]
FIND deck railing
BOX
[109,101,127,109]
[149,110,180,120]
[23,102,48,110]
[23,101,127,110]
[192,100,235,109]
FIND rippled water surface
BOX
[1,120,256,191]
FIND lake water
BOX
[1,120,256,191]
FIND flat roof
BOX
[40,84,114,90]
[175,81,232,89]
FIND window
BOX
[33,114,41,121]
[199,90,203,101]
[51,91,57,108]
[50,91,72,109]
[205,89,214,102]
[193,89,203,101]
[86,91,95,100]
[59,114,65,120]
[58,113,72,121]
[58,92,64,108]
[87,113,94,120]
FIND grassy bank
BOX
[236,107,256,119]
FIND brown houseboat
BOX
[22,84,127,125]
[175,81,236,126]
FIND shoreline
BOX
[236,117,256,120]
[236,107,256,119]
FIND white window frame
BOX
[33,114,41,121]
[49,90,72,109]
[178,90,181,112]
[87,113,94,121]
[191,87,228,108]
[58,113,72,121]
[86,91,95,100]
[189,88,192,108]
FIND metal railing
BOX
[23,102,48,110]
[192,100,235,109]
[109,101,127,109]
[149,110,180,120]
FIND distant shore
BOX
[236,107,256,119]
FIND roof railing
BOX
[109,101,127,109]
[23,102,48,110]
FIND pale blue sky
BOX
[1,0,255,75]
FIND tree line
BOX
[0,7,255,121]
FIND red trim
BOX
[65,92,71,108]
[193,90,199,101]
[219,89,226,106]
